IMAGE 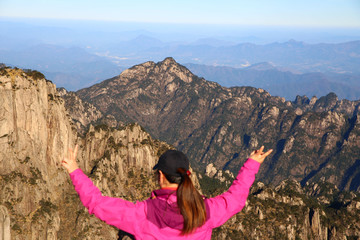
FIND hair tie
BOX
[180,170,191,177]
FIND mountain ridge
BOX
[184,63,360,100]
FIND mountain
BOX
[244,62,278,71]
[92,40,360,75]
[112,35,165,54]
[76,58,360,193]
[189,38,236,47]
[1,65,360,239]
[184,63,360,100]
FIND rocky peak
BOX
[160,57,178,67]
[294,95,310,105]
[77,58,199,114]
[313,92,338,112]
[155,57,194,84]
[122,57,194,86]
[292,92,360,117]
[56,87,68,96]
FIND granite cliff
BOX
[0,67,75,239]
[0,67,173,239]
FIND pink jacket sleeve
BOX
[69,169,146,234]
[205,158,260,228]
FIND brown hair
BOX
[163,168,207,235]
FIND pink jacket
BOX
[70,158,260,239]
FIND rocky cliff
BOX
[0,67,173,239]
[76,57,360,193]
[0,67,76,239]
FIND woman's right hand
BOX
[249,146,273,164]
[62,145,79,173]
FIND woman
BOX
[62,145,272,239]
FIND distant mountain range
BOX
[0,44,124,90]
[185,62,360,100]
[1,18,359,99]
[1,40,360,100]
[97,38,360,75]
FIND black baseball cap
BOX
[153,150,189,177]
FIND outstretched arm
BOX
[206,146,272,228]
[61,145,145,235]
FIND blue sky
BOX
[1,0,360,27]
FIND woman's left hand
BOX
[62,145,79,173]
[249,146,273,164]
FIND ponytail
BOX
[164,168,207,235]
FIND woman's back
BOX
[63,146,272,239]
[69,157,261,239]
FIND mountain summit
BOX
[78,57,196,102]
[77,57,222,139]
[121,56,195,84]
